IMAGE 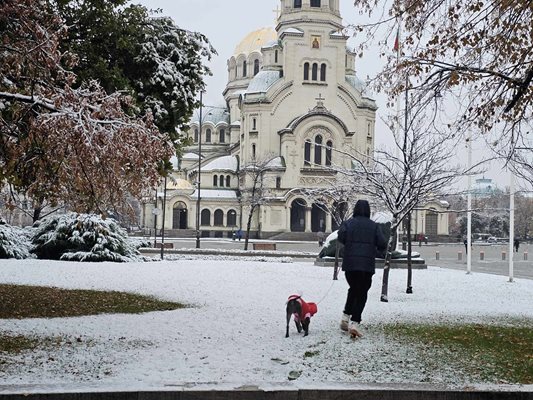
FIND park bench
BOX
[253,242,276,251]
[155,242,174,249]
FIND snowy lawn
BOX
[0,258,531,390]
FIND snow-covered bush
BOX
[31,213,143,262]
[0,221,32,259]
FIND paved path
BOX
[415,243,532,280]
[145,236,533,280]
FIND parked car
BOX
[487,236,498,243]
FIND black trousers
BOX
[343,271,373,323]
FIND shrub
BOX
[0,220,32,259]
[31,213,143,262]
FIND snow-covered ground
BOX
[0,258,531,391]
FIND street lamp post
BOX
[195,92,203,249]
[160,175,167,260]
[466,136,472,274]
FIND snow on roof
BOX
[330,30,347,37]
[281,27,303,35]
[345,75,365,92]
[231,120,241,126]
[246,71,281,94]
[265,156,285,169]
[203,155,238,172]
[191,107,230,125]
[262,40,279,49]
[190,189,238,199]
[182,152,202,160]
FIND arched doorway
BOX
[290,199,306,232]
[172,202,188,229]
[425,209,438,236]
[311,203,326,232]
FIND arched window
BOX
[219,176,224,187]
[326,140,333,166]
[275,50,278,63]
[252,118,257,131]
[320,63,326,81]
[304,140,311,166]
[194,129,198,143]
[227,210,237,226]
[214,209,224,226]
[219,129,225,143]
[254,59,260,76]
[314,135,323,165]
[252,144,256,159]
[201,209,211,226]
[242,60,247,77]
[206,128,211,143]
[311,0,321,6]
[303,62,309,80]
[294,0,302,7]
[312,63,318,81]
[226,175,231,187]
[213,175,218,187]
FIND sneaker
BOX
[348,321,363,338]
[340,313,350,331]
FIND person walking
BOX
[514,238,520,253]
[338,200,387,338]
[464,238,468,254]
[317,231,326,247]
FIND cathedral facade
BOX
[142,0,449,240]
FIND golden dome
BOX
[233,27,277,56]
[166,178,193,191]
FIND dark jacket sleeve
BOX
[375,224,388,251]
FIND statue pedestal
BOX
[314,257,427,269]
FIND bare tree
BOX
[334,92,470,302]
[238,154,276,251]
[351,0,533,186]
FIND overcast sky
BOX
[135,0,525,194]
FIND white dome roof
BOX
[203,156,238,172]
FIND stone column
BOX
[286,206,291,232]
[326,213,332,232]
[305,206,312,232]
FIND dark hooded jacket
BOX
[338,210,387,274]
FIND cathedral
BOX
[142,0,449,240]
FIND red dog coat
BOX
[288,295,318,322]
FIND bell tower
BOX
[277,0,342,32]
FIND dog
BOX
[285,295,317,338]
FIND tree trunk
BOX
[32,206,42,223]
[32,198,45,223]
[406,212,413,294]
[333,240,340,280]
[243,205,255,251]
[380,218,397,302]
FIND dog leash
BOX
[315,279,337,305]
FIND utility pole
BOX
[466,136,472,274]
[160,175,167,260]
[508,170,515,282]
